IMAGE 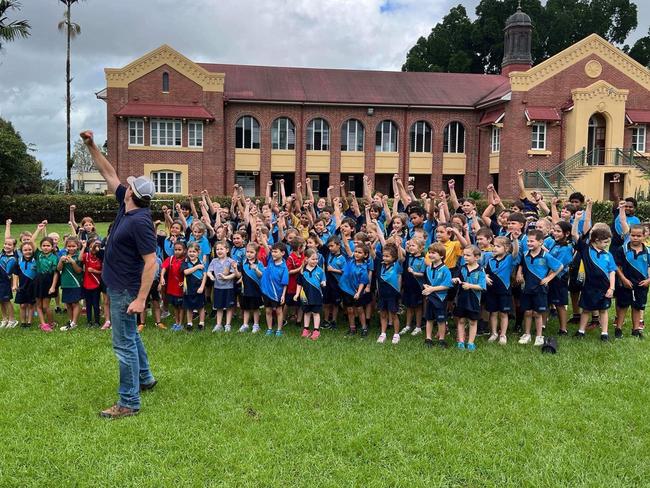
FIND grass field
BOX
[2,222,650,486]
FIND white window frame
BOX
[236,116,260,149]
[531,122,546,150]
[151,119,182,147]
[443,121,465,153]
[188,121,203,148]
[341,119,364,152]
[307,118,330,151]
[151,171,181,194]
[632,125,646,153]
[491,126,501,153]
[410,121,432,153]
[128,118,144,146]
[376,120,398,152]
[272,117,296,150]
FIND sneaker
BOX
[137,323,145,333]
[360,328,369,338]
[377,333,387,344]
[467,342,476,351]
[488,333,499,342]
[558,329,568,336]
[55,306,63,314]
[399,325,412,336]
[212,324,223,333]
[631,328,641,338]
[40,323,53,332]
[438,339,448,349]
[171,324,183,332]
[424,338,434,348]
[60,321,77,332]
[0,320,6,329]
[411,327,422,336]
[345,327,357,337]
[301,328,311,338]
[185,324,194,332]
[615,327,623,339]
[156,322,167,330]
[160,309,171,319]
[275,329,283,337]
[568,315,581,324]
[456,341,465,350]
[281,320,288,328]
[498,335,507,345]
[600,333,609,342]
[391,333,400,344]
[101,320,111,330]
[192,310,199,320]
[518,334,531,345]
[586,319,599,331]
[99,404,139,419]
[329,320,338,330]
[198,323,205,331]
[310,330,320,341]
[239,324,250,333]
[534,335,545,347]
[574,330,585,339]
[6,320,18,329]
[224,324,232,332]
[252,324,261,334]
[320,320,332,330]
[265,329,274,336]
[140,379,158,392]
[20,322,31,328]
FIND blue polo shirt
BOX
[456,265,486,312]
[614,242,650,285]
[547,241,574,278]
[11,256,37,289]
[298,266,326,305]
[425,263,453,305]
[379,261,402,294]
[103,185,157,295]
[403,254,427,289]
[241,260,264,297]
[407,219,436,247]
[0,253,17,286]
[521,250,562,294]
[260,259,289,302]
[230,245,246,267]
[188,234,212,263]
[326,252,346,284]
[482,252,519,294]
[576,237,617,292]
[339,258,369,296]
[611,213,640,250]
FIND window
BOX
[272,117,296,150]
[152,171,181,194]
[341,119,364,152]
[128,118,144,146]
[632,125,646,153]
[491,126,501,153]
[151,119,181,147]
[375,120,398,152]
[188,121,203,148]
[306,118,330,151]
[162,72,169,92]
[410,121,432,153]
[235,116,260,149]
[531,122,546,150]
[443,121,465,153]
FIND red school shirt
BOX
[286,251,305,294]
[161,256,184,297]
[82,252,103,290]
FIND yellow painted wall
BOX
[568,166,648,201]
[341,152,364,173]
[235,149,261,171]
[442,153,466,174]
[489,153,500,174]
[143,163,189,195]
[375,152,399,174]
[271,150,296,171]
[305,150,331,172]
[409,153,433,174]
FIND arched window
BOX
[341,119,364,152]
[375,120,398,152]
[236,116,260,149]
[162,72,169,92]
[151,170,181,194]
[306,118,330,151]
[272,117,296,150]
[443,121,465,153]
[410,121,432,153]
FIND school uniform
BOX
[208,257,236,310]
[158,235,186,260]
[614,241,650,310]
[59,253,83,304]
[298,266,326,313]
[610,211,640,255]
[286,251,305,307]
[260,259,289,308]
[402,253,426,308]
[161,256,184,307]
[546,240,574,306]
[11,256,37,305]
[324,252,346,305]
[424,263,453,322]
[240,260,265,310]
[519,249,562,313]
[182,259,206,310]
[0,252,17,302]
[576,236,617,311]
[377,261,402,313]
[188,234,212,263]
[339,258,369,307]
[482,252,519,313]
[454,265,487,321]
[33,250,59,299]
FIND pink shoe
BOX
[101,321,111,330]
[40,323,53,332]
[301,328,311,338]
[310,330,320,341]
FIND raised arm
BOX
[69,205,79,232]
[80,130,120,193]
[516,169,527,201]
[617,200,630,236]
[447,179,460,211]
[5,219,12,240]
[363,175,373,205]
[550,197,560,224]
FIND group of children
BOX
[1,170,648,350]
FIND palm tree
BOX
[0,0,31,49]
[58,0,81,193]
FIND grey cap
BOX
[127,175,155,200]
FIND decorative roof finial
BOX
[517,0,522,10]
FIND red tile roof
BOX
[479,109,505,126]
[115,103,214,119]
[198,63,510,108]
[525,106,560,122]
[626,109,650,124]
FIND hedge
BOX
[2,194,650,225]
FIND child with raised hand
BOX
[339,242,370,337]
[160,241,187,331]
[207,241,237,332]
[31,221,59,332]
[82,238,103,328]
[0,234,17,328]
[483,236,519,345]
[238,242,265,333]
[182,242,208,331]
[11,241,37,327]
[376,242,404,344]
[400,237,427,337]
[323,236,345,329]
[452,246,487,351]
[294,248,326,340]
[57,236,84,331]
[69,205,98,241]
[546,221,574,334]
[422,243,453,348]
[260,242,289,336]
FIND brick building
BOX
[98,7,650,200]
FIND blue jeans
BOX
[107,288,155,410]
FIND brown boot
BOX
[100,404,139,419]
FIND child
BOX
[400,238,426,337]
[516,229,563,346]
[260,242,289,336]
[0,235,17,328]
[294,248,326,340]
[377,242,403,344]
[483,236,519,345]
[139,255,164,332]
[614,224,650,338]
[57,236,84,331]
[31,222,60,332]
[11,241,37,327]
[238,242,265,334]
[160,241,186,332]
[82,238,103,328]
[547,221,574,334]
[183,242,208,331]
[422,243,453,348]
[452,246,487,351]
[285,237,306,326]
[339,242,370,337]
[207,241,238,332]
[323,236,346,329]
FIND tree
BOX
[0,0,30,49]
[58,0,81,193]
[629,27,650,67]
[71,139,96,173]
[0,117,44,194]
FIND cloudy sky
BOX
[0,0,648,180]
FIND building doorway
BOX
[587,114,606,165]
[603,172,624,201]
[307,173,330,197]
[235,172,258,196]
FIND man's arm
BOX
[127,252,157,314]
[80,130,120,194]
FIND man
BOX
[80,129,157,419]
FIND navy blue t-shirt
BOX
[103,185,157,295]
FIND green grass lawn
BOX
[8,222,111,241]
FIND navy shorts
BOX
[0,281,11,302]
[357,291,372,307]
[342,292,360,308]
[14,282,35,305]
[323,281,341,305]
[240,295,263,310]
[213,288,236,310]
[425,299,447,322]
[547,276,569,306]
[262,295,282,309]
[34,273,57,299]
[62,287,82,304]
[615,285,648,310]
[520,292,548,313]
[285,294,300,307]
[453,306,481,321]
[183,293,206,310]
[166,294,184,308]
[568,259,584,293]
[302,304,322,314]
[484,293,513,313]
[402,285,423,308]
[377,290,400,313]
[578,287,610,311]
[148,279,161,302]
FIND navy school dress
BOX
[402,253,426,308]
[377,261,402,313]
[575,236,617,311]
[424,263,453,323]
[0,252,17,302]
[182,259,206,310]
[297,266,326,313]
[12,256,37,305]
[482,251,519,313]
[454,264,486,321]
[240,260,265,310]
[614,241,650,310]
